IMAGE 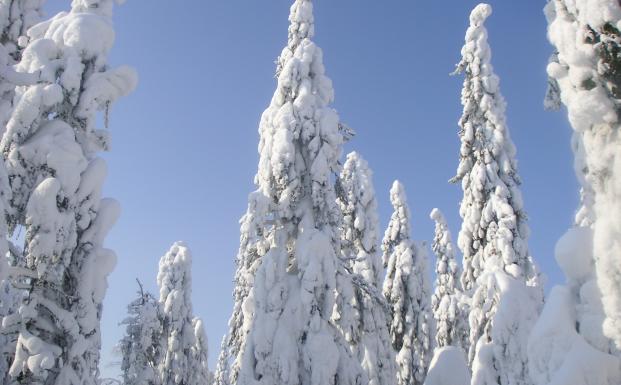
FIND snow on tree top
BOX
[289,0,314,46]
[470,3,492,26]
[429,207,445,223]
[70,0,117,17]
[390,180,407,206]
[385,180,411,244]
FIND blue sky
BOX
[45,0,576,378]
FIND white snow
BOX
[424,347,471,385]
[545,0,621,353]
[528,286,621,385]
[555,226,593,283]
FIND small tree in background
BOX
[213,336,230,385]
[157,242,208,385]
[119,281,163,385]
[382,181,431,385]
[336,151,395,385]
[430,208,468,351]
[189,317,211,385]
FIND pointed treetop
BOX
[341,151,377,214]
[389,180,408,209]
[469,3,492,26]
[157,241,193,314]
[429,207,460,294]
[288,0,315,48]
[382,181,412,267]
[454,3,495,77]
[429,207,446,225]
[338,151,381,285]
[276,0,316,76]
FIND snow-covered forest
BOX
[0,0,620,385]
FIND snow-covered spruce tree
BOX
[451,4,542,385]
[429,208,468,351]
[1,1,136,384]
[119,282,163,385]
[336,151,395,385]
[337,152,382,286]
[190,317,211,385]
[157,242,208,385]
[526,2,621,384]
[213,336,230,385]
[543,0,621,354]
[227,1,365,384]
[382,181,431,385]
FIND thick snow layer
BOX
[3,0,136,383]
[424,347,471,385]
[545,0,621,351]
[555,227,593,283]
[528,286,621,385]
[469,269,541,385]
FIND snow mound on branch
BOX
[470,269,541,385]
[528,286,621,385]
[424,347,470,385]
[555,227,593,283]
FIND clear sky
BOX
[45,0,577,378]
